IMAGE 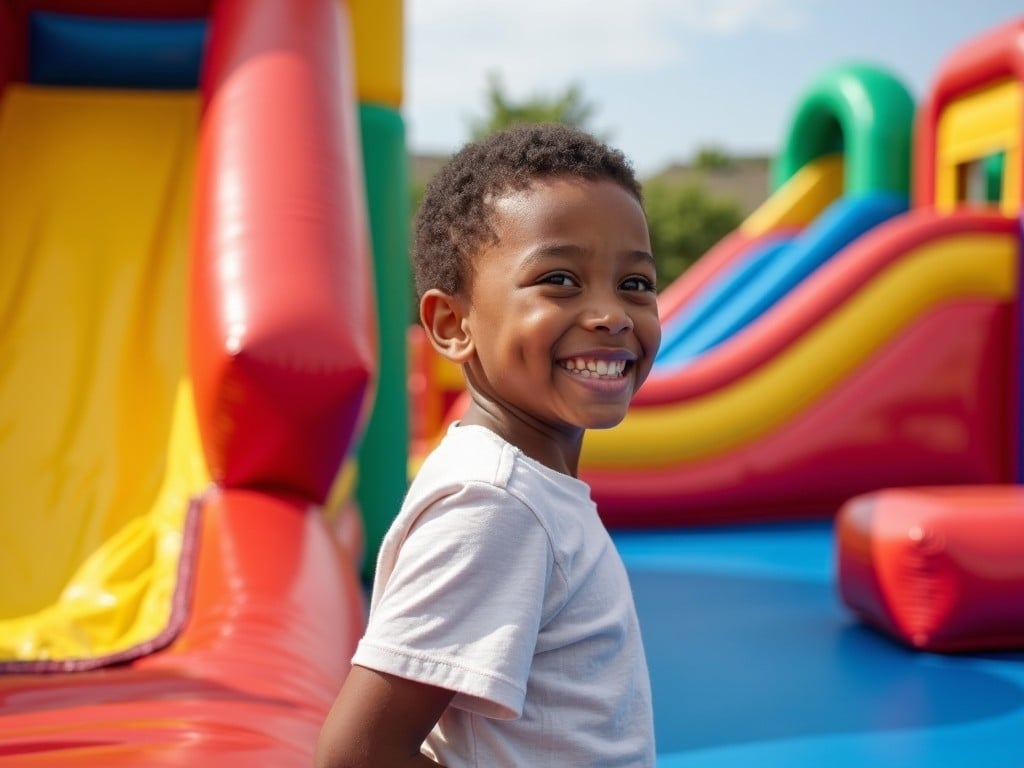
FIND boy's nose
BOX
[584,303,633,335]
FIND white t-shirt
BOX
[353,424,655,767]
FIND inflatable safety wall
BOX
[0,1,401,763]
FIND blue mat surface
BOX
[613,522,1024,767]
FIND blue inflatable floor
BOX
[613,522,1024,768]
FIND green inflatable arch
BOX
[773,63,915,196]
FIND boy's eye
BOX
[621,276,656,293]
[540,272,579,288]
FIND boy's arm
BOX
[315,664,456,768]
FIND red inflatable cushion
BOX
[837,486,1024,652]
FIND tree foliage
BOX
[468,72,598,139]
[693,145,736,172]
[643,180,743,288]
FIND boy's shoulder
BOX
[391,424,601,587]
[412,423,520,494]
[408,424,590,510]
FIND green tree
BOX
[468,72,598,139]
[693,145,736,172]
[643,179,743,288]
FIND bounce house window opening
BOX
[955,152,1005,205]
[955,151,1006,206]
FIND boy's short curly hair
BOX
[412,122,643,302]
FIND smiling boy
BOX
[316,123,660,767]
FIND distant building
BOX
[410,154,449,189]
[646,155,773,216]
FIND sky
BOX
[405,1,1022,177]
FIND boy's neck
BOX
[459,399,584,478]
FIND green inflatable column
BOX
[357,103,410,580]
[773,63,915,196]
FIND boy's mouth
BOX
[558,357,628,379]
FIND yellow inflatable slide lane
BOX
[0,85,208,666]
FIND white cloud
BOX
[407,0,810,119]
[405,0,813,160]
[403,0,1022,173]
[698,0,808,33]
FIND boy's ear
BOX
[420,289,474,364]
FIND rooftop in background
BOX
[646,155,772,216]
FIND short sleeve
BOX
[352,482,554,719]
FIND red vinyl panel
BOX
[190,0,376,504]
[838,487,1024,652]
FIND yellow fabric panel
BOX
[582,232,1017,469]
[741,154,844,237]
[348,0,403,107]
[0,86,208,661]
[1,383,206,660]
[936,79,1022,215]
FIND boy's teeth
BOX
[563,358,626,377]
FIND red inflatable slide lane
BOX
[0,491,365,766]
[588,209,1018,526]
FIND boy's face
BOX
[458,176,661,446]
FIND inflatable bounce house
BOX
[408,16,1024,767]
[601,17,1024,768]
[580,58,1017,526]
[0,0,408,764]
[581,17,1024,651]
